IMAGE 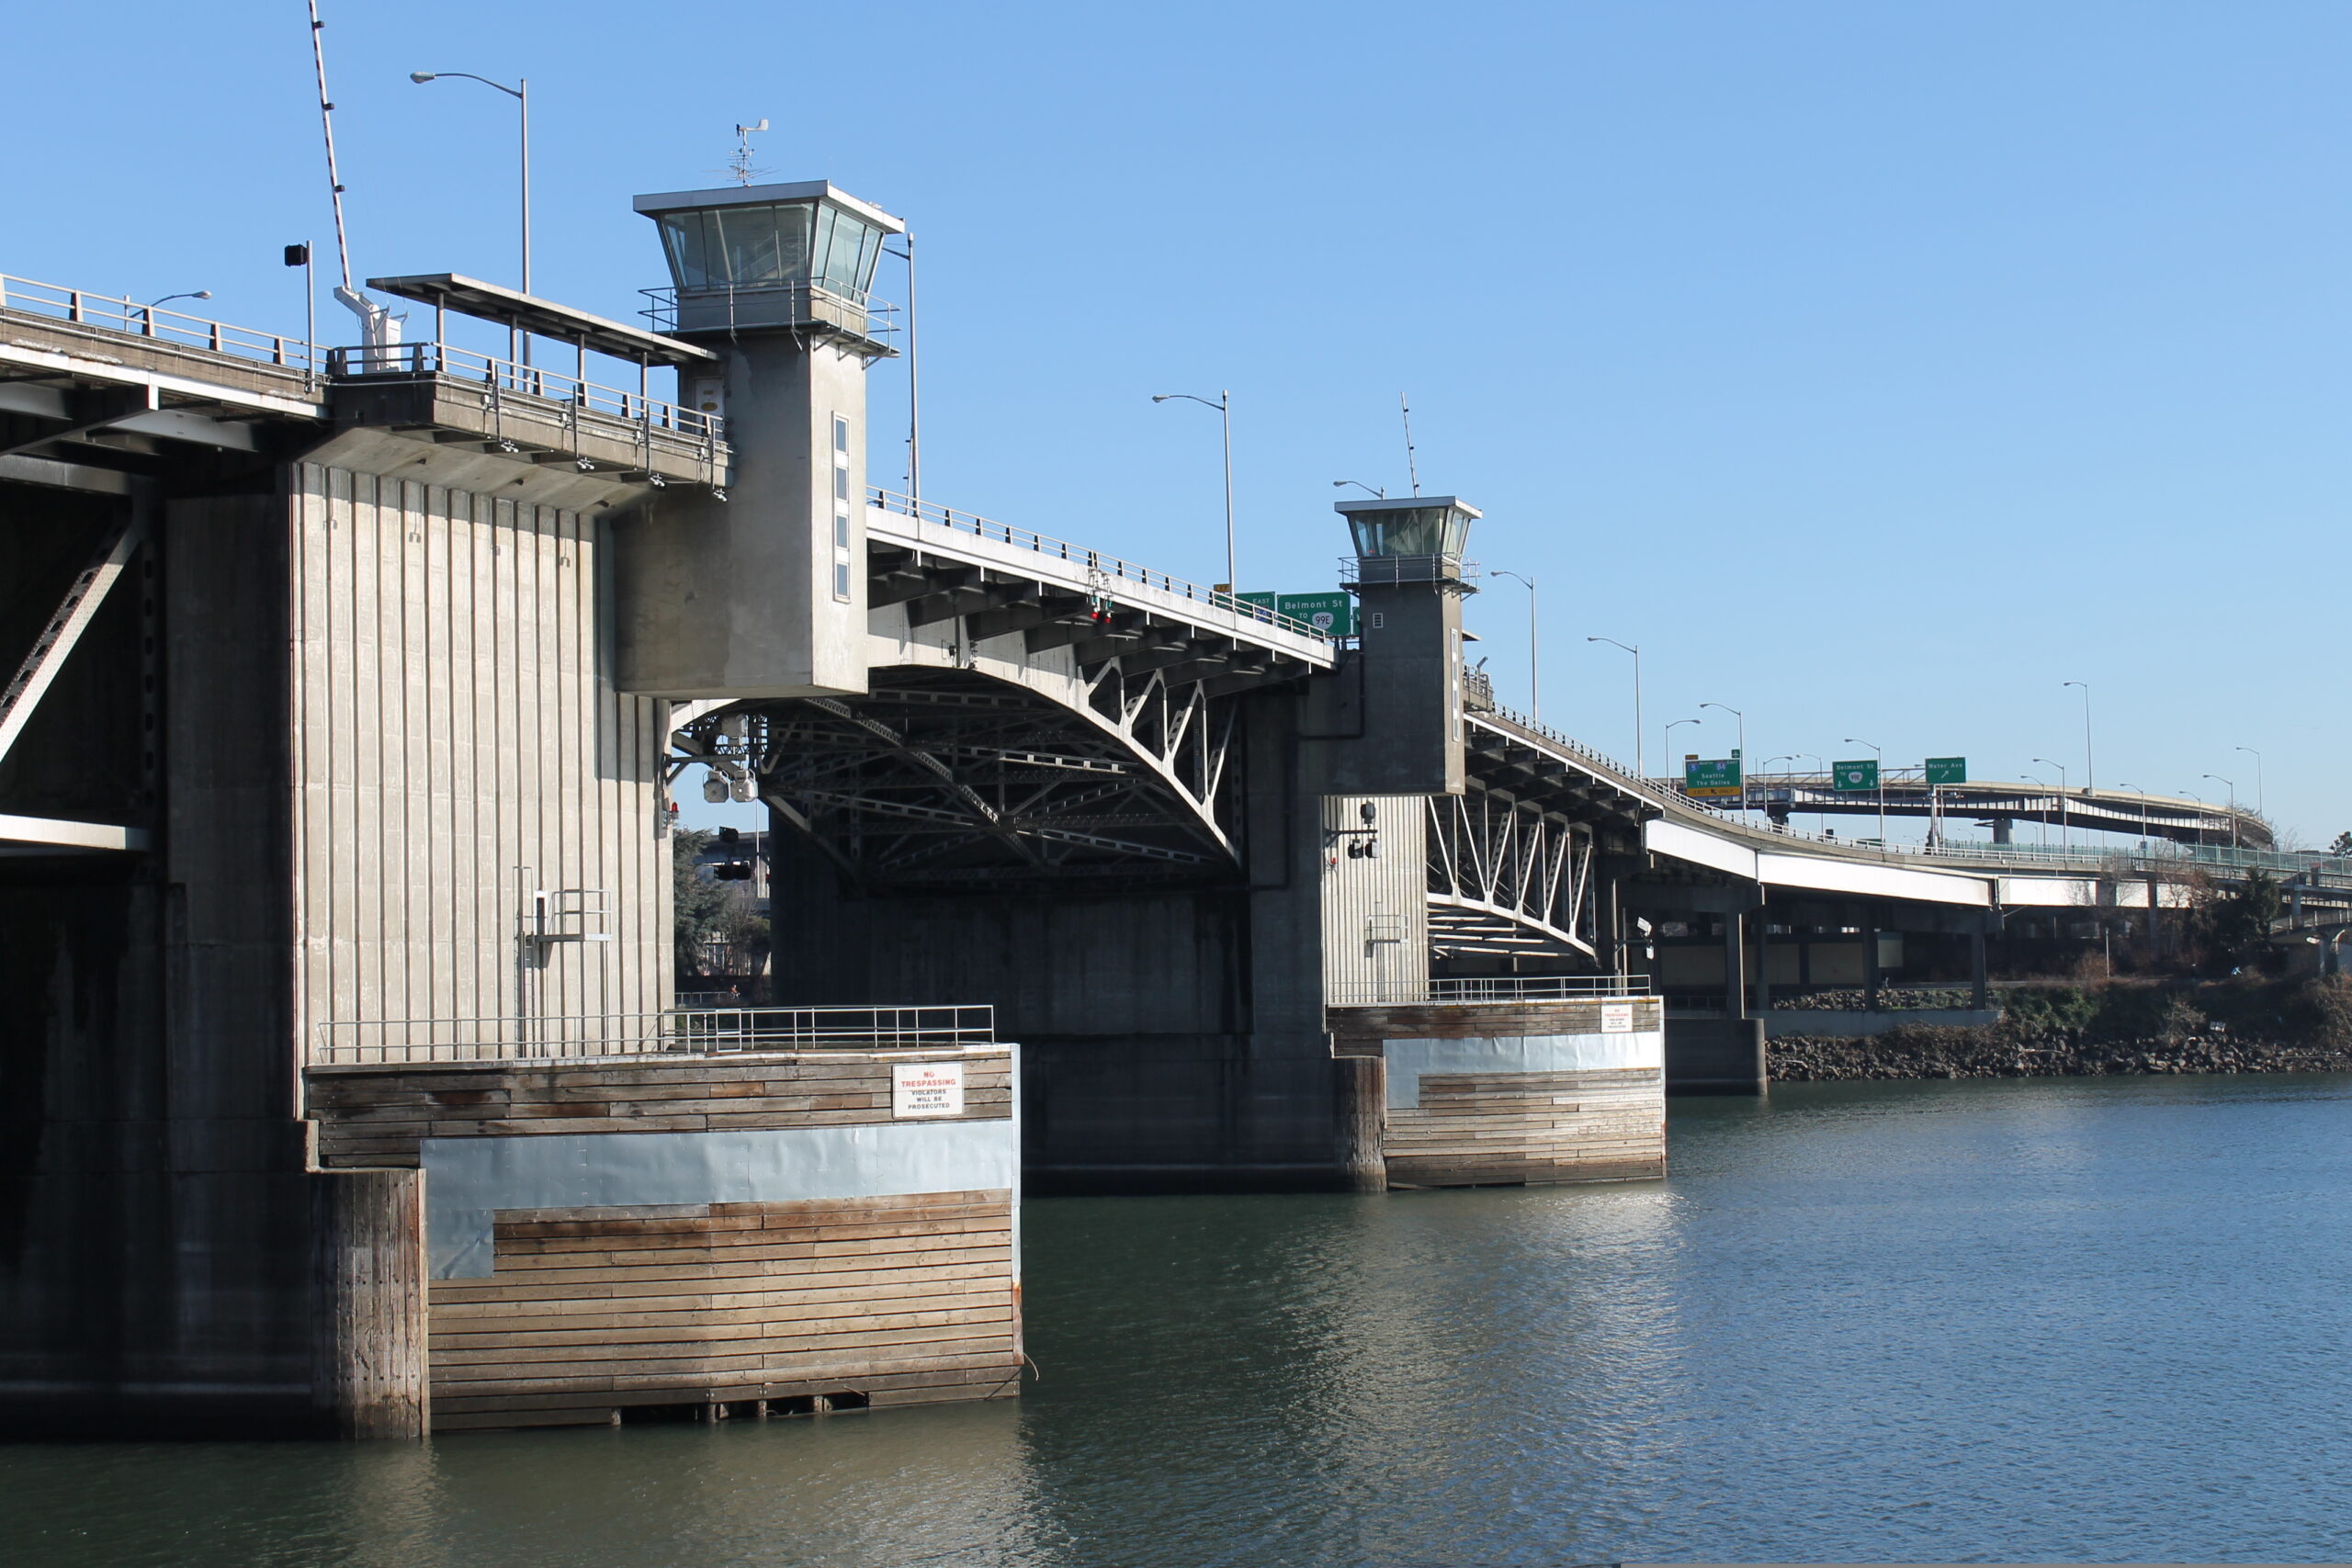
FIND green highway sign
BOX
[1833,760,1879,793]
[1684,757,1744,799]
[1237,590,1356,637]
[1925,756,1968,785]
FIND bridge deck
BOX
[865,491,1335,670]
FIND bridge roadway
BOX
[676,489,2342,974]
[1692,768,2266,850]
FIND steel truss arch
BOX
[1426,791,1597,961]
[673,663,1245,890]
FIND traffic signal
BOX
[712,862,753,881]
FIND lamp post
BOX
[411,70,530,364]
[1843,738,1886,846]
[2064,680,2094,795]
[1332,479,1385,499]
[1665,718,1702,792]
[2118,784,2155,847]
[2202,774,2239,850]
[1491,570,1539,723]
[141,289,210,334]
[2234,746,2264,818]
[1700,702,1746,813]
[2031,758,2071,852]
[1589,637,1644,779]
[1153,390,1234,591]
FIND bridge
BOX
[1672,766,2268,849]
[4,175,2336,1440]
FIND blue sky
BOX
[12,2,2346,841]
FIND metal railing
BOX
[867,487,1333,643]
[1,271,318,374]
[311,1003,995,1066]
[1328,976,1655,1006]
[639,282,899,346]
[328,341,724,444]
[1466,704,2333,885]
[1476,703,1658,802]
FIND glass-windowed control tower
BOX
[613,181,904,701]
[636,181,901,345]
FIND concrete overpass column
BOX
[1863,917,1882,1011]
[1970,926,1988,1011]
[1724,913,1745,1019]
[1752,909,1770,1015]
[1992,818,2013,845]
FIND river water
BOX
[9,1075,2352,1566]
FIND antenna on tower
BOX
[304,0,400,349]
[1399,393,1421,496]
[729,119,771,186]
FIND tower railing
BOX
[638,282,899,347]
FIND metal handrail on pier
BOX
[1328,976,1655,1007]
[0,271,318,373]
[311,1003,995,1066]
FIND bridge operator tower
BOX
[616,182,902,697]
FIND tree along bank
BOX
[1770,976,2352,1081]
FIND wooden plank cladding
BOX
[1385,1066,1666,1188]
[1335,1001,1668,1190]
[428,1190,1020,1431]
[306,1048,1014,1168]
[302,1046,1021,1432]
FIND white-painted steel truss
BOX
[1426,791,1597,960]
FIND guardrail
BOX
[1475,703,1660,804]
[1328,976,1655,1006]
[2,272,318,374]
[868,488,1331,644]
[1466,705,2334,884]
[639,282,899,346]
[311,1003,995,1066]
[328,341,724,444]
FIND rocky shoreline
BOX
[1771,1025,2352,1081]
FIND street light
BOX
[1490,570,1539,723]
[2234,746,2264,817]
[1588,637,1644,778]
[2202,774,2239,850]
[2031,758,2071,852]
[1153,390,1235,591]
[1700,702,1746,811]
[1665,717,1702,791]
[2063,680,2094,795]
[1332,479,1385,499]
[2117,783,2156,846]
[412,70,531,362]
[1843,737,1886,846]
[141,289,211,334]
